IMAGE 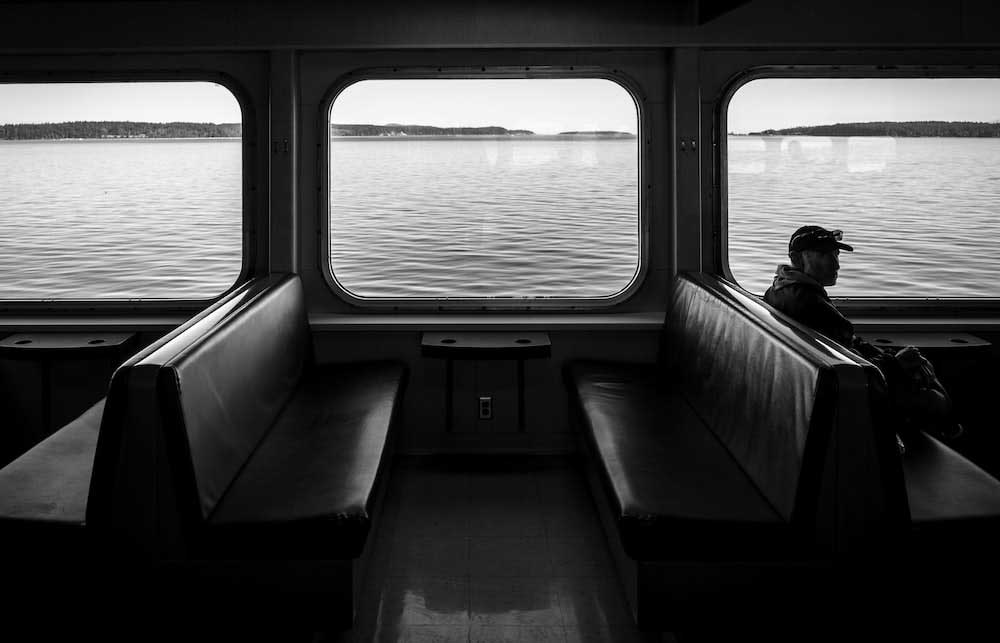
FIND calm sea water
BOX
[729,136,1000,298]
[0,139,241,299]
[331,137,639,298]
[1,136,997,300]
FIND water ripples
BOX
[4,136,992,303]
[728,136,1000,297]
[0,139,241,300]
[330,138,639,299]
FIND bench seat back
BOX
[663,273,898,551]
[158,274,310,524]
[87,275,303,558]
[748,280,1000,549]
[700,274,909,551]
[663,274,835,524]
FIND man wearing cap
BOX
[764,225,960,442]
[763,225,855,347]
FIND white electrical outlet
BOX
[478,396,493,419]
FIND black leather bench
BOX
[747,285,1000,611]
[567,272,899,627]
[0,276,277,562]
[0,398,105,558]
[87,273,405,627]
[902,430,1000,554]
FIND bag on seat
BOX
[893,346,963,441]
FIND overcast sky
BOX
[0,78,638,134]
[728,78,1000,133]
[5,78,997,135]
[0,82,241,123]
[330,79,638,135]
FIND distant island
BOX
[332,124,534,136]
[557,131,636,138]
[749,121,1000,138]
[330,124,637,138]
[0,121,638,140]
[0,121,241,140]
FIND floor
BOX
[336,455,664,643]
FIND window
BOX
[0,81,243,300]
[726,77,1000,298]
[327,77,640,302]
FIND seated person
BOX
[763,225,961,444]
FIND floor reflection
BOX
[340,456,657,643]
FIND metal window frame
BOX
[318,66,649,311]
[714,58,1000,314]
[0,65,256,312]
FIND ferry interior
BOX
[2,0,1000,640]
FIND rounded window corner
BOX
[0,78,245,303]
[723,73,1000,301]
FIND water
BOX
[729,136,1000,298]
[0,139,242,300]
[330,137,640,299]
[1,136,997,301]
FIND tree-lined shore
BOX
[556,131,635,138]
[0,121,241,140]
[332,124,535,136]
[749,121,1000,137]
[0,120,636,140]
[330,124,636,137]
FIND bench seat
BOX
[744,280,1000,614]
[0,278,284,573]
[902,430,1000,552]
[567,272,891,627]
[81,274,405,627]
[568,361,799,561]
[742,283,1000,554]
[203,361,404,560]
[0,399,105,544]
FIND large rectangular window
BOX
[327,77,640,302]
[0,81,243,300]
[727,77,1000,298]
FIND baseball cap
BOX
[788,225,854,253]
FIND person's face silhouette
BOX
[801,248,840,286]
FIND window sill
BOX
[851,317,1000,332]
[0,315,188,332]
[0,312,667,333]
[308,312,666,331]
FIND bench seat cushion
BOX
[203,361,405,560]
[569,361,801,561]
[902,431,1000,552]
[0,399,105,554]
[0,399,105,526]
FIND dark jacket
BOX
[762,264,899,368]
[762,265,855,347]
[763,265,956,441]
[762,264,917,420]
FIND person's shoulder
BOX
[765,281,818,310]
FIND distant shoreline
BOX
[0,121,241,140]
[743,121,1000,138]
[331,134,637,141]
[729,134,1000,139]
[0,137,241,142]
[331,123,636,138]
[1,121,636,140]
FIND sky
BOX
[0,78,638,134]
[330,79,638,135]
[0,82,242,124]
[8,77,995,135]
[728,78,1000,134]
